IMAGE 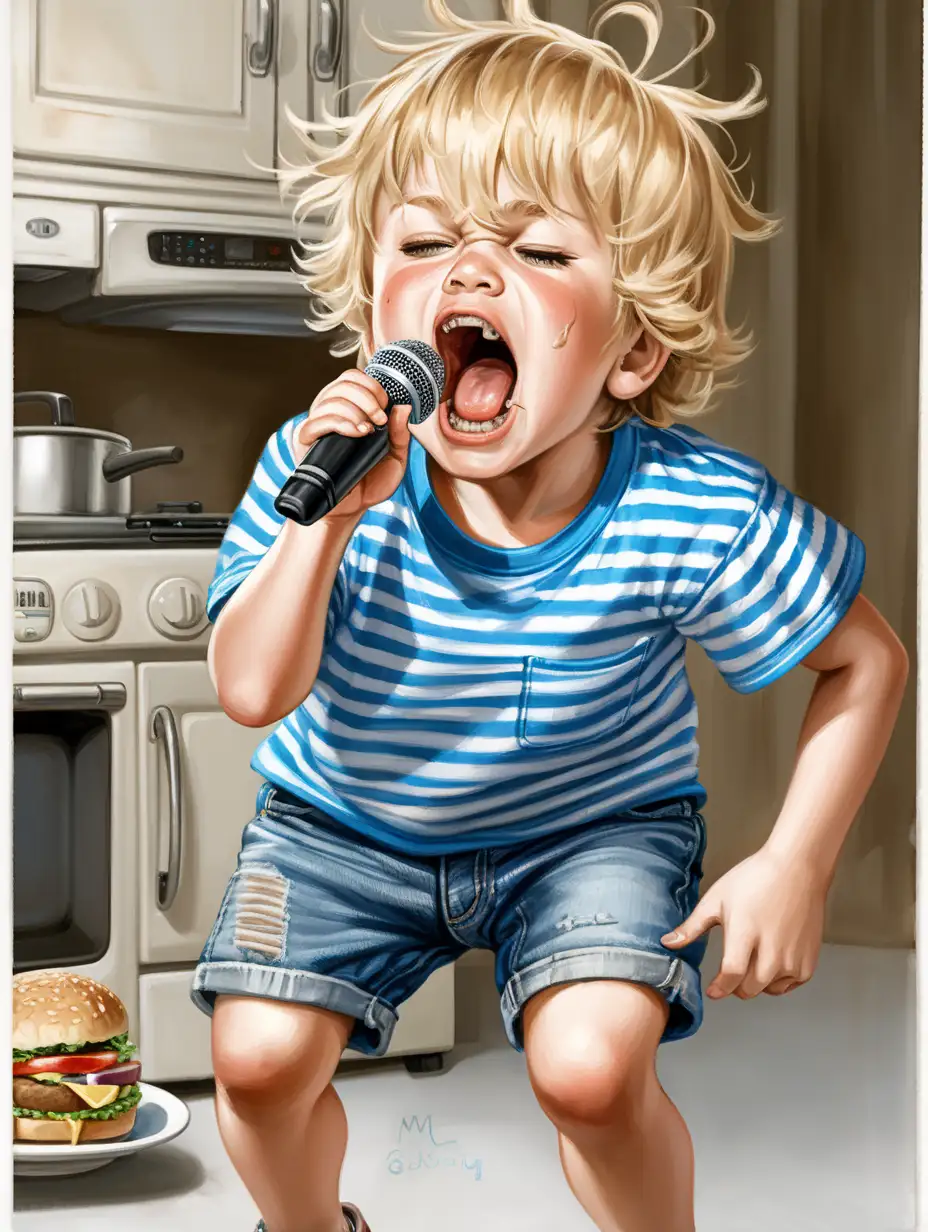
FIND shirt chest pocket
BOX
[516,637,655,751]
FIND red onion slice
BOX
[81,1062,141,1087]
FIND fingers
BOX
[765,965,812,996]
[726,959,811,1000]
[338,369,390,410]
[661,896,721,950]
[324,376,389,420]
[734,956,777,1000]
[298,370,391,448]
[386,405,413,459]
[705,928,755,1000]
[766,975,802,996]
[312,397,383,432]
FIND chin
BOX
[418,415,528,478]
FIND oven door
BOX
[12,662,138,1021]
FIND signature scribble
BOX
[387,1113,483,1181]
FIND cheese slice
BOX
[29,1072,64,1084]
[69,1118,83,1146]
[60,1083,119,1110]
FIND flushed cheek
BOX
[372,263,438,345]
[519,299,614,404]
[519,274,613,365]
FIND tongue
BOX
[451,358,514,421]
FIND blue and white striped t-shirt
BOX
[208,413,865,853]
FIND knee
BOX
[527,1028,656,1131]
[212,997,348,1109]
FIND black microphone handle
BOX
[274,424,391,526]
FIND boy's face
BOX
[369,160,652,480]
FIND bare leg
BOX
[523,980,695,1232]
[212,994,354,1232]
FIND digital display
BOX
[224,237,255,261]
[148,231,292,269]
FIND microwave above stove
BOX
[13,199,328,337]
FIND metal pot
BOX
[13,391,184,518]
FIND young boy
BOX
[190,3,909,1230]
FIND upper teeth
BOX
[441,314,501,341]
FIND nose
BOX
[442,246,503,297]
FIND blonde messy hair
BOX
[281,0,780,428]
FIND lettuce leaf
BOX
[13,1033,135,1064]
[13,1084,142,1121]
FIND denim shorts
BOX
[191,782,708,1056]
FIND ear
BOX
[605,329,671,401]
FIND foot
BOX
[254,1206,369,1232]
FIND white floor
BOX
[13,940,916,1232]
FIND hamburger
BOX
[13,971,142,1146]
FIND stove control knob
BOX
[62,580,120,641]
[149,577,208,639]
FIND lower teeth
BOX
[448,405,510,433]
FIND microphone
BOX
[274,340,445,527]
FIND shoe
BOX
[254,1206,370,1231]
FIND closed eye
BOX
[400,239,457,258]
[515,248,575,268]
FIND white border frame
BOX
[2,0,14,1223]
[0,4,924,1230]
[918,0,927,1223]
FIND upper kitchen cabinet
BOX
[277,0,503,163]
[12,0,527,193]
[12,0,281,179]
[342,1,502,115]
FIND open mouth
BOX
[434,312,518,436]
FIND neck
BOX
[429,428,613,549]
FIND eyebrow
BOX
[400,194,551,227]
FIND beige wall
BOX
[12,312,345,515]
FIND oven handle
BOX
[13,683,127,710]
[151,705,183,912]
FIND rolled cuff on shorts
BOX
[500,945,703,1052]
[189,960,399,1057]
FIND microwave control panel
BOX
[147,231,294,271]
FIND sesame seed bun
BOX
[12,971,128,1052]
[13,1106,137,1143]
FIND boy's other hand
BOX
[660,848,828,1000]
[295,369,413,522]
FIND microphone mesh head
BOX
[365,340,445,425]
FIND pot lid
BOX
[13,425,131,446]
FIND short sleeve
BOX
[673,470,866,693]
[207,414,350,646]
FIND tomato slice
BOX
[12,1051,120,1077]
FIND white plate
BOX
[13,1082,191,1177]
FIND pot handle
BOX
[13,391,75,426]
[102,445,184,484]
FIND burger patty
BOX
[13,1076,85,1114]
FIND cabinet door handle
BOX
[313,0,342,82]
[151,705,184,912]
[247,0,277,78]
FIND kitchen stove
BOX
[14,501,229,551]
[12,516,456,1081]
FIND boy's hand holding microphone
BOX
[275,340,445,526]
